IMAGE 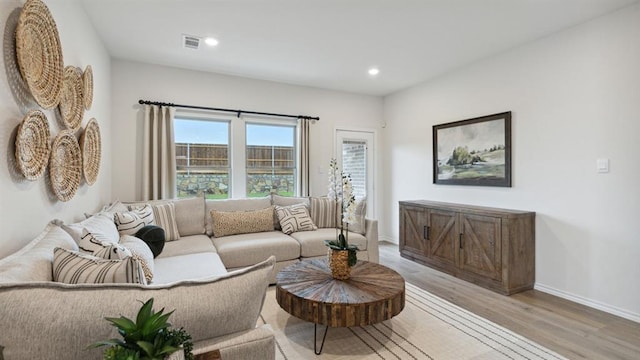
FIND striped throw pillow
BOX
[310,197,337,228]
[52,247,146,284]
[150,203,180,241]
[114,205,154,235]
[275,204,317,235]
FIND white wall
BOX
[382,4,640,321]
[0,0,112,258]
[111,60,383,204]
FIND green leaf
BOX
[106,317,137,332]
[136,299,155,326]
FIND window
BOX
[246,123,296,197]
[174,118,230,199]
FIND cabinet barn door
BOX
[399,205,429,261]
[460,214,502,281]
[427,209,458,267]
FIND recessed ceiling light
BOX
[204,37,219,46]
[368,68,379,76]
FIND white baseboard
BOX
[378,235,397,243]
[535,283,640,323]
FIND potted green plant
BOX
[90,298,193,360]
[324,158,358,279]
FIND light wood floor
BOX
[378,241,640,360]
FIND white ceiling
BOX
[79,0,638,96]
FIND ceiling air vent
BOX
[182,35,200,50]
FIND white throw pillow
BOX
[79,229,132,260]
[114,205,154,235]
[348,197,367,235]
[120,235,155,283]
[52,247,146,285]
[275,204,317,235]
[62,212,120,244]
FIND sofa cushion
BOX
[52,247,147,285]
[310,197,337,228]
[211,206,274,237]
[205,197,272,235]
[172,196,206,236]
[275,204,316,235]
[120,235,155,283]
[0,223,78,282]
[212,231,300,268]
[157,234,216,259]
[0,256,275,360]
[289,228,368,258]
[125,196,206,237]
[153,252,227,284]
[135,225,166,258]
[62,212,120,244]
[114,205,154,235]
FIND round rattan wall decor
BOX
[15,0,64,109]
[58,66,84,130]
[49,130,82,202]
[15,109,51,180]
[80,118,101,185]
[82,65,93,110]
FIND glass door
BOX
[336,129,375,218]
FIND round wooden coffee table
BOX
[276,259,405,354]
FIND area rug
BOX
[259,282,568,360]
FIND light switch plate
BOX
[596,158,609,173]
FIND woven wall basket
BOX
[49,130,82,202]
[83,65,93,110]
[80,118,101,185]
[59,66,84,130]
[15,0,64,109]
[15,109,51,180]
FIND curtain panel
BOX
[142,105,177,200]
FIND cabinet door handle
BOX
[459,233,463,249]
[423,226,430,240]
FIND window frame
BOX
[244,119,299,198]
[173,111,302,199]
[173,111,233,199]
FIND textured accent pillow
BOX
[80,228,132,260]
[135,225,165,258]
[114,205,154,235]
[275,204,317,235]
[310,197,337,228]
[210,206,274,237]
[52,247,146,285]
[120,235,155,283]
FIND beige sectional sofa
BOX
[0,194,379,359]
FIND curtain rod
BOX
[138,100,319,121]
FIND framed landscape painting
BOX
[433,112,511,187]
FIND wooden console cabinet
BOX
[399,200,535,295]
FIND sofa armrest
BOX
[364,219,379,263]
[0,256,276,360]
